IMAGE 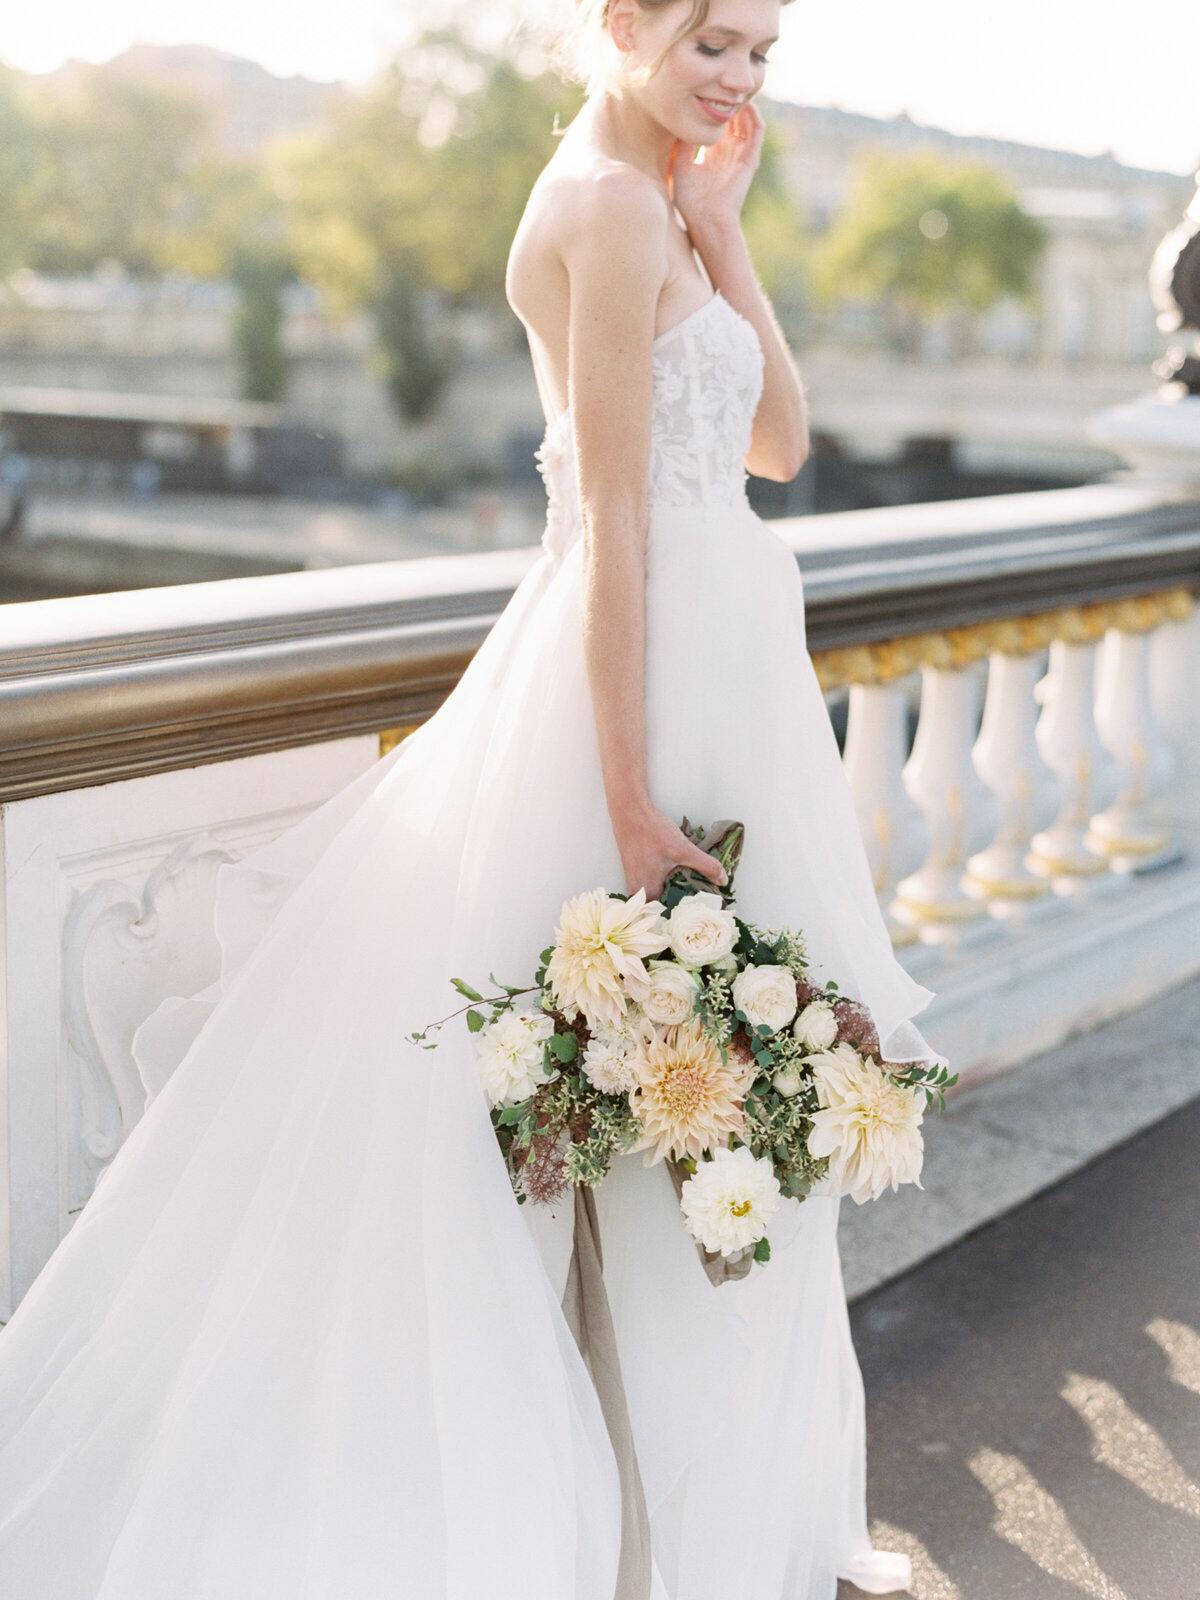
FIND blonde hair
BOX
[555,0,717,92]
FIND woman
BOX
[0,0,941,1595]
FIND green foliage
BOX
[281,32,579,420]
[811,149,1046,349]
[740,122,808,307]
[372,258,452,422]
[23,68,211,274]
[229,247,290,402]
[0,69,37,275]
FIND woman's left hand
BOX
[669,102,765,241]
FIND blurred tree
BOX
[0,69,36,275]
[810,150,1045,353]
[25,69,210,273]
[229,247,291,401]
[283,31,580,419]
[740,121,808,315]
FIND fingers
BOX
[690,846,729,887]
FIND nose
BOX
[716,51,758,96]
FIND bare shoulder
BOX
[540,157,672,276]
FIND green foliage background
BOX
[0,39,1043,414]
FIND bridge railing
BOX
[0,477,1198,1316]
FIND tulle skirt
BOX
[0,500,938,1597]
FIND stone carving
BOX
[61,837,235,1215]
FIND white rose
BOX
[793,1000,839,1051]
[772,1066,803,1098]
[643,963,701,1026]
[732,964,798,1033]
[667,892,738,966]
[474,1008,556,1108]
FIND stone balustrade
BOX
[0,478,1198,1317]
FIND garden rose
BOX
[642,962,701,1026]
[793,1000,839,1051]
[666,892,738,966]
[732,964,798,1033]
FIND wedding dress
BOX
[0,288,944,1599]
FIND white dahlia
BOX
[545,888,669,1031]
[581,1031,637,1096]
[680,1145,782,1257]
[474,1008,557,1109]
[628,1018,747,1164]
[806,1043,925,1204]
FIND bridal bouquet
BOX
[411,821,955,1271]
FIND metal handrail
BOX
[2,481,1198,804]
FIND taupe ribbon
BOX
[562,1185,652,1600]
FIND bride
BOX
[0,0,943,1595]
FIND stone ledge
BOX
[894,839,1200,1085]
[839,970,1200,1301]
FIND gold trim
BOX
[812,586,1196,691]
[378,724,420,757]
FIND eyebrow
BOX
[698,25,779,43]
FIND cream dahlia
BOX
[545,888,669,1031]
[629,1017,748,1164]
[806,1043,925,1204]
[679,1145,782,1256]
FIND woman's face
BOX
[613,0,780,145]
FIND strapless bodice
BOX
[535,290,764,561]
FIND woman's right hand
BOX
[613,801,729,902]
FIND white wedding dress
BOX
[0,289,943,1599]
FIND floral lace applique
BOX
[535,293,764,560]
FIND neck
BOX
[581,86,677,187]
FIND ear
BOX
[607,0,640,53]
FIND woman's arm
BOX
[562,171,730,900]
[671,104,808,482]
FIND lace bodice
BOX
[535,291,764,560]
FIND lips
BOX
[696,97,739,123]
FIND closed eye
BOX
[695,41,771,65]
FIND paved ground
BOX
[839,975,1200,1303]
[838,1096,1200,1600]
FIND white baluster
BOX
[1028,638,1122,894]
[1148,600,1200,835]
[1086,626,1182,872]
[965,650,1064,922]
[842,679,927,947]
[892,662,1003,947]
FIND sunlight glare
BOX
[967,1448,1128,1600]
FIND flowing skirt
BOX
[0,501,937,1598]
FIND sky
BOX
[3,0,1198,176]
